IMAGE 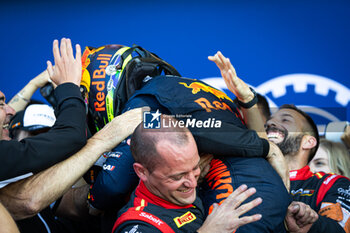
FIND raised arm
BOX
[0,38,86,182]
[208,51,266,136]
[209,52,289,190]
[8,70,51,112]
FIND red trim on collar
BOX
[316,174,342,207]
[135,181,194,209]
[289,165,316,181]
[112,209,175,233]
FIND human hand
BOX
[208,51,254,103]
[285,201,318,233]
[29,70,51,88]
[91,107,148,152]
[198,154,213,184]
[46,38,82,86]
[197,184,262,233]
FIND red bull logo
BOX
[179,81,233,102]
[91,53,112,112]
[81,46,106,93]
[194,97,233,113]
[206,159,234,215]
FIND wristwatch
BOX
[235,87,258,109]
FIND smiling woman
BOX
[309,138,350,178]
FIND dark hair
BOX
[130,116,190,173]
[27,99,45,106]
[279,104,319,162]
[257,93,271,121]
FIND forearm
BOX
[0,138,108,220]
[9,81,38,112]
[55,184,90,220]
[8,70,49,112]
[0,202,19,233]
[0,84,86,181]
[0,108,142,220]
[241,104,267,139]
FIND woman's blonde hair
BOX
[320,138,350,178]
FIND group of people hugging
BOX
[1,38,350,233]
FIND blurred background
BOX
[1,0,349,132]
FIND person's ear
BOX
[133,163,149,182]
[301,135,317,150]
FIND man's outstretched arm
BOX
[8,70,51,112]
[0,108,144,220]
[0,38,86,181]
[209,51,289,190]
[208,51,266,136]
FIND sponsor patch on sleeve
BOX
[319,202,343,222]
[320,202,350,232]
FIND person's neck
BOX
[285,153,307,171]
[137,181,194,209]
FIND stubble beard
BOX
[277,134,304,156]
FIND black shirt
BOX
[290,166,350,233]
[0,83,87,182]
